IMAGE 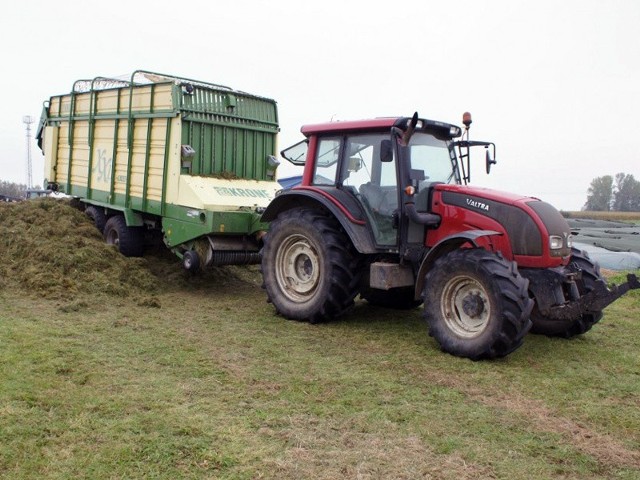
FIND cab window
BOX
[313,137,341,185]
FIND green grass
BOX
[562,210,640,223]
[1,200,639,479]
[1,272,639,479]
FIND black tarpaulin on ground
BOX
[567,218,640,270]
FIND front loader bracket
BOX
[545,273,639,321]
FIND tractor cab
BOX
[279,115,493,251]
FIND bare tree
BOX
[0,180,27,199]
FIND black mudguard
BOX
[414,230,503,300]
[261,188,378,254]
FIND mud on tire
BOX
[423,248,533,360]
[261,208,361,323]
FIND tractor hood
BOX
[433,184,572,259]
[434,184,534,208]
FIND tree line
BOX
[584,173,640,211]
[0,180,27,200]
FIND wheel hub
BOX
[441,275,491,338]
[462,293,485,318]
[294,252,313,281]
[287,245,317,293]
[276,234,321,302]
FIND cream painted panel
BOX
[43,126,58,183]
[176,176,281,211]
[163,117,183,204]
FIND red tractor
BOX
[260,113,639,359]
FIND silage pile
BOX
[0,198,158,300]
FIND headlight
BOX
[567,235,573,248]
[549,235,563,250]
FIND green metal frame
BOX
[41,70,279,249]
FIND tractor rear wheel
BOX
[423,249,533,360]
[530,248,604,337]
[103,215,144,257]
[261,208,361,323]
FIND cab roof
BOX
[300,116,462,138]
[301,118,399,135]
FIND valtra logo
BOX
[466,198,490,212]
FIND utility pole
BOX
[23,115,34,189]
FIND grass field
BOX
[561,211,640,223]
[1,200,640,479]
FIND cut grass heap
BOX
[0,199,158,300]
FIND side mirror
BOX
[265,155,280,180]
[485,148,497,174]
[380,139,393,162]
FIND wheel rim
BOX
[275,234,321,303]
[441,275,491,338]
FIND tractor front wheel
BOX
[530,248,604,337]
[423,249,533,360]
[261,208,361,323]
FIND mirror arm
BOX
[405,202,441,227]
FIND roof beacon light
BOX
[462,112,472,128]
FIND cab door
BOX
[339,133,400,248]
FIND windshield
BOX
[407,132,460,184]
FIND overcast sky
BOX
[2,0,638,210]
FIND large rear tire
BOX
[103,215,144,258]
[530,248,604,337]
[423,249,533,360]
[261,208,361,323]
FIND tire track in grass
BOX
[410,366,640,472]
[475,390,640,470]
[337,302,640,473]
[158,288,640,475]
[166,298,498,480]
